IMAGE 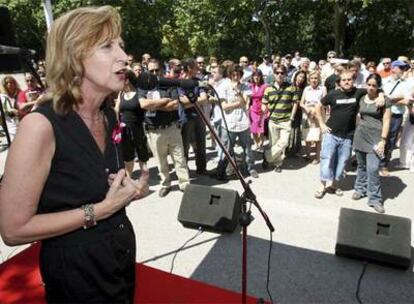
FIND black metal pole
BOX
[184,88,275,303]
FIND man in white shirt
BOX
[380,60,412,176]
[258,54,273,84]
[239,56,253,83]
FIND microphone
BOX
[136,72,209,90]
[0,45,36,56]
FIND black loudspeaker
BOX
[335,208,412,269]
[0,6,22,72]
[178,184,240,233]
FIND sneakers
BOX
[158,187,171,197]
[249,170,259,178]
[369,203,385,214]
[352,192,365,200]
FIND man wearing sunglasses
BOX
[138,59,190,197]
[321,50,337,83]
[261,65,299,173]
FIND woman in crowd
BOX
[300,71,326,164]
[248,70,267,149]
[0,6,148,303]
[0,76,21,139]
[352,73,391,213]
[116,70,150,177]
[287,70,307,156]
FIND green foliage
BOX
[0,0,412,63]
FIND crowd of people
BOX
[2,49,414,210]
[0,4,413,303]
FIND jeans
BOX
[381,114,403,167]
[216,128,255,177]
[354,150,382,205]
[320,133,352,182]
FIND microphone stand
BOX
[184,88,275,304]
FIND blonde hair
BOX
[46,6,122,115]
[0,75,21,97]
[308,70,321,84]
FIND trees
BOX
[0,0,412,62]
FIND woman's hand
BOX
[320,123,331,134]
[123,174,149,201]
[104,169,137,215]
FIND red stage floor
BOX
[0,243,264,303]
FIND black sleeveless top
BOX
[119,91,145,123]
[34,101,123,214]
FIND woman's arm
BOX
[0,114,137,246]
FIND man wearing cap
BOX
[321,50,337,83]
[380,60,412,176]
[258,54,274,84]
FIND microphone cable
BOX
[170,227,204,274]
[356,261,368,304]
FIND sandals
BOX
[314,188,327,199]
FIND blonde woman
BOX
[0,6,148,302]
[0,76,21,139]
[300,71,326,164]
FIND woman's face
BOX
[82,37,127,95]
[309,74,319,87]
[366,78,379,95]
[296,73,305,85]
[5,78,16,93]
[253,74,261,84]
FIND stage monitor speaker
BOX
[178,184,240,233]
[0,6,22,72]
[335,208,412,269]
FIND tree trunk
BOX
[333,1,347,56]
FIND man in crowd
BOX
[141,53,151,71]
[138,59,190,197]
[179,58,210,175]
[239,55,253,83]
[131,62,142,78]
[284,53,297,84]
[262,64,299,173]
[314,70,369,199]
[321,50,337,83]
[213,65,258,180]
[165,58,182,79]
[380,60,412,176]
[258,54,274,84]
[378,58,392,79]
[349,60,367,88]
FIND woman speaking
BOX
[0,6,148,303]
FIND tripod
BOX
[184,88,275,304]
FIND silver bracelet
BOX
[81,204,97,229]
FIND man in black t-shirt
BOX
[138,59,189,198]
[314,70,366,198]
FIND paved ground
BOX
[0,139,413,304]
